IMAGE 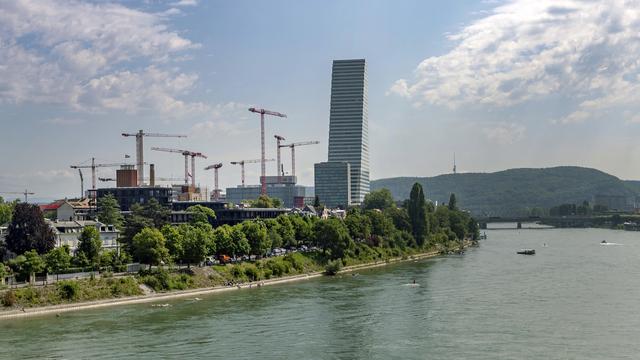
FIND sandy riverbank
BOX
[0,250,442,320]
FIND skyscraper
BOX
[327,59,369,205]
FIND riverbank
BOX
[0,250,442,320]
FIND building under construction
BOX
[226,175,308,208]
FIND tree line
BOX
[0,184,478,284]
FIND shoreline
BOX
[0,250,441,320]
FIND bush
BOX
[324,259,342,275]
[243,264,260,281]
[2,290,16,307]
[57,280,80,300]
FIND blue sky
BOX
[1,0,639,200]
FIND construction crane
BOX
[204,163,223,200]
[0,190,35,203]
[248,107,287,195]
[280,141,320,178]
[274,135,286,183]
[78,169,84,198]
[150,147,207,187]
[230,158,274,187]
[99,177,182,183]
[70,158,133,193]
[121,130,186,186]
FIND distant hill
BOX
[371,166,639,216]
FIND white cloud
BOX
[483,123,525,145]
[171,0,198,6]
[0,0,202,115]
[391,0,640,124]
[190,102,253,138]
[43,117,85,126]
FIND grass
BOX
[0,247,447,310]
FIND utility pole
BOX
[248,108,287,195]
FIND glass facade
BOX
[327,59,370,205]
[314,162,351,209]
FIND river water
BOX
[2,228,640,359]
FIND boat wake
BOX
[601,242,623,246]
[403,283,421,287]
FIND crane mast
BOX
[122,130,186,186]
[230,158,274,187]
[249,107,287,195]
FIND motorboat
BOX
[516,249,535,255]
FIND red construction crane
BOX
[70,158,133,192]
[204,163,223,200]
[151,147,207,187]
[122,130,186,186]
[0,190,35,203]
[248,107,287,195]
[230,158,274,187]
[274,135,286,183]
[280,140,320,178]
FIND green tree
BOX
[132,228,169,269]
[365,210,394,246]
[230,225,250,256]
[362,189,395,211]
[0,262,8,285]
[186,205,216,225]
[249,195,283,208]
[0,198,14,225]
[45,245,72,279]
[290,214,313,245]
[448,193,458,211]
[344,209,372,242]
[313,218,352,259]
[120,203,154,254]
[384,207,412,233]
[5,203,55,255]
[213,225,233,256]
[162,224,184,263]
[22,250,46,284]
[242,221,270,256]
[276,215,296,248]
[97,194,124,229]
[181,226,208,268]
[77,227,102,266]
[313,195,321,208]
[142,198,171,228]
[407,183,427,246]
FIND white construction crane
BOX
[274,135,286,183]
[70,158,133,193]
[151,147,207,187]
[0,190,35,203]
[204,163,223,200]
[248,107,287,195]
[230,158,274,187]
[279,140,320,178]
[121,130,186,186]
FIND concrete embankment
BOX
[0,250,443,320]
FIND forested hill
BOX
[371,166,639,216]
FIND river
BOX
[2,228,640,359]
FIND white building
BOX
[48,220,120,252]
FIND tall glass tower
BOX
[327,59,369,205]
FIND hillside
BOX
[371,166,639,216]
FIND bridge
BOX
[475,215,640,229]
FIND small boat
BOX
[516,249,535,255]
[601,240,607,244]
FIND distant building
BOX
[49,220,120,252]
[116,165,138,188]
[96,186,172,212]
[226,176,307,208]
[171,201,289,226]
[315,59,369,208]
[40,198,92,221]
[314,162,351,209]
[327,59,369,205]
[593,194,631,212]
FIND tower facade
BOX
[327,59,369,205]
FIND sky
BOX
[1,0,640,201]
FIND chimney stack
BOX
[149,164,155,187]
